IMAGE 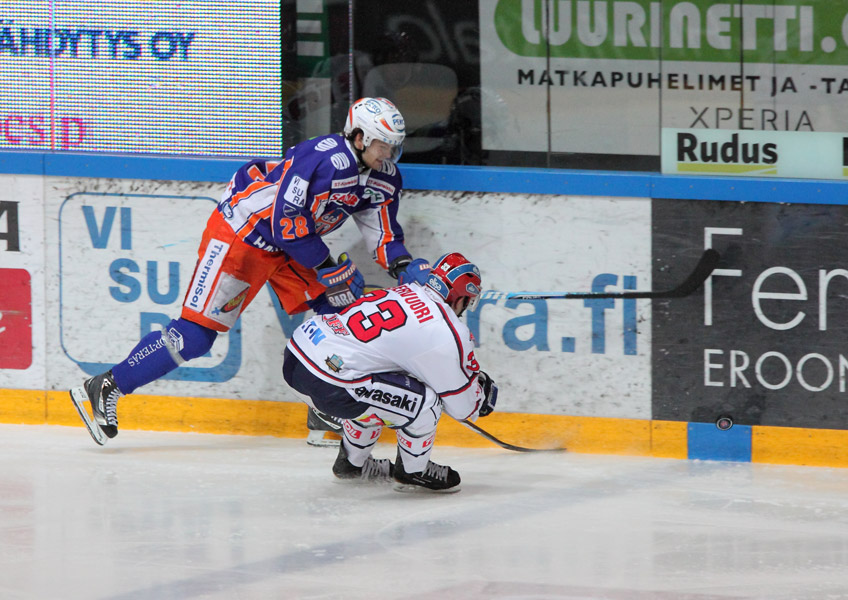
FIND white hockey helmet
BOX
[344,97,405,162]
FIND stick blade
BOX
[460,420,567,453]
[664,248,721,297]
[506,249,721,301]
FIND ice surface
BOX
[2,424,848,599]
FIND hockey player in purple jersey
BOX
[69,97,432,446]
[283,252,499,493]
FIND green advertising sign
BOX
[495,0,848,64]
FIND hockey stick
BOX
[506,249,720,301]
[458,419,566,453]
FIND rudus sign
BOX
[662,129,848,179]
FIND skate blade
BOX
[392,482,462,494]
[306,430,340,447]
[69,387,108,446]
[332,475,395,486]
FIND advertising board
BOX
[661,129,848,179]
[0,1,282,156]
[653,198,848,429]
[480,0,848,158]
[0,178,45,387]
[2,172,655,420]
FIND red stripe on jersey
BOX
[435,302,463,359]
[375,202,394,268]
[440,376,475,399]
[289,337,371,385]
[433,302,475,397]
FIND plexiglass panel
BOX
[3,1,847,177]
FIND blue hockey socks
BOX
[111,318,218,394]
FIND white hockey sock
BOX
[341,418,384,467]
[396,428,437,474]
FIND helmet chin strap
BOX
[346,132,369,173]
[354,145,368,173]
[452,297,470,317]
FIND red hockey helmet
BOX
[425,252,482,313]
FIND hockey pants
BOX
[283,349,441,472]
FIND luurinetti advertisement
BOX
[480,0,848,157]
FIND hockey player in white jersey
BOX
[283,252,498,493]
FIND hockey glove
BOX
[396,257,432,286]
[316,252,365,308]
[476,371,498,417]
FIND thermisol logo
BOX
[185,240,229,311]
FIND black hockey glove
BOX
[389,255,431,286]
[476,371,498,417]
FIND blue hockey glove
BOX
[316,253,365,308]
[476,371,498,417]
[397,258,431,286]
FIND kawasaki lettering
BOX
[353,386,418,412]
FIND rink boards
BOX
[2,158,848,466]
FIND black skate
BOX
[393,450,461,493]
[306,406,342,447]
[69,370,122,445]
[332,443,394,482]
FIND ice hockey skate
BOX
[69,370,122,446]
[393,450,461,493]
[306,406,342,447]
[332,442,394,482]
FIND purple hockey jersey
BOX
[217,133,411,270]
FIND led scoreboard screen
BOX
[0,1,283,157]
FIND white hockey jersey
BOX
[287,282,485,421]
